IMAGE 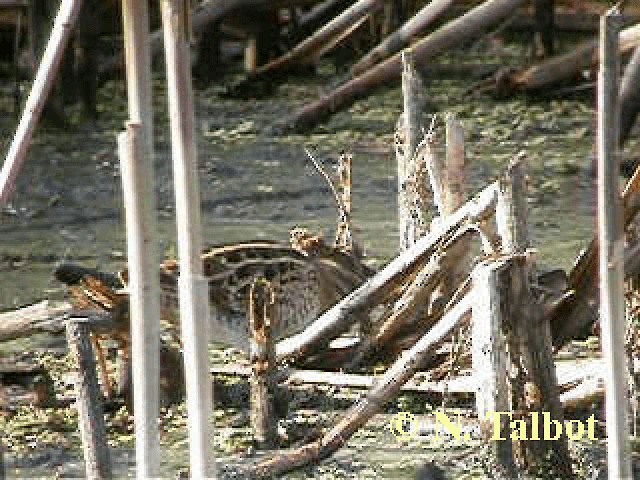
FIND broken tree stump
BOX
[495,155,572,477]
[471,259,514,475]
[397,50,426,250]
[65,317,112,479]
[249,279,278,449]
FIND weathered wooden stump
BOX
[474,154,572,477]
[249,279,279,449]
[65,317,112,479]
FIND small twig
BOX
[304,147,348,221]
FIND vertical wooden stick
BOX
[0,0,83,205]
[496,152,529,254]
[117,123,161,477]
[471,259,513,474]
[120,0,161,475]
[334,153,353,252]
[66,318,112,479]
[161,0,215,477]
[249,280,278,449]
[245,36,258,73]
[122,0,154,154]
[398,50,424,250]
[598,10,632,480]
[445,113,466,212]
[0,432,4,480]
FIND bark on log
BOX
[490,23,640,95]
[249,280,278,449]
[275,181,499,362]
[496,155,572,477]
[398,51,427,250]
[255,292,473,478]
[249,0,384,79]
[284,0,527,132]
[351,0,458,76]
[347,253,446,368]
[298,0,353,34]
[619,45,640,147]
[471,259,514,473]
[66,318,112,479]
[0,301,115,342]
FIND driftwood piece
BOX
[619,45,640,147]
[249,280,278,449]
[212,364,474,394]
[352,0,458,76]
[505,10,640,33]
[275,181,499,362]
[212,357,607,405]
[0,301,116,342]
[284,0,527,132]
[496,156,572,477]
[255,292,473,478]
[65,318,112,479]
[347,252,447,368]
[488,23,640,95]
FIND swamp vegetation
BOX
[0,24,638,478]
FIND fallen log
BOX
[283,0,527,132]
[255,291,473,478]
[485,23,640,95]
[347,253,447,368]
[248,0,384,80]
[351,0,459,76]
[212,357,605,402]
[275,180,499,362]
[0,300,116,342]
[211,364,476,394]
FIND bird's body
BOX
[55,234,372,353]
